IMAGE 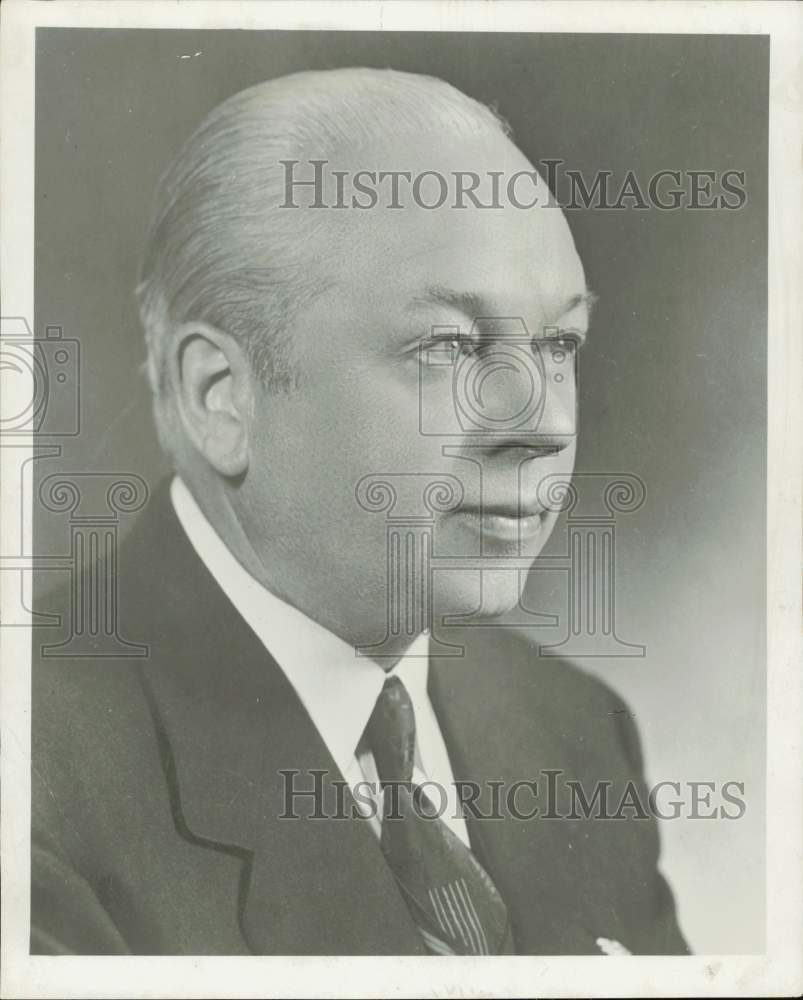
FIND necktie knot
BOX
[364,675,416,786]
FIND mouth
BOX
[452,504,548,541]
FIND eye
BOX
[532,331,583,360]
[551,329,585,350]
[422,334,484,366]
[450,335,486,357]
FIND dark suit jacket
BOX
[31,481,689,955]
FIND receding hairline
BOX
[136,67,516,461]
[190,67,511,147]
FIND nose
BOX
[520,370,576,453]
[456,339,577,453]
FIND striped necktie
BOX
[364,675,514,955]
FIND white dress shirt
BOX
[170,477,470,846]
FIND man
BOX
[31,68,688,955]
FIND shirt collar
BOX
[170,476,430,779]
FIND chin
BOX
[433,567,530,623]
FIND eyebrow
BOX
[409,284,598,325]
[409,286,488,320]
[564,289,599,318]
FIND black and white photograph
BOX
[1,2,801,998]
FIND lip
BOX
[482,502,546,518]
[452,506,547,541]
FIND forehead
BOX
[322,130,586,324]
[335,205,586,335]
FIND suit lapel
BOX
[428,634,609,955]
[132,484,424,955]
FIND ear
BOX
[166,321,254,478]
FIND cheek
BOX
[306,360,440,472]
[252,376,446,524]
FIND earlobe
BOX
[169,322,252,478]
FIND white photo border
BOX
[1,2,801,997]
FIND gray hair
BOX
[136,67,510,457]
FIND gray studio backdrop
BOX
[33,29,767,953]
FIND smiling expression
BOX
[233,127,591,649]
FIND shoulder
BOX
[31,549,168,868]
[459,624,631,710]
[450,625,645,774]
[31,644,158,830]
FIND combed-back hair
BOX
[136,67,510,456]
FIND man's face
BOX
[237,127,590,648]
